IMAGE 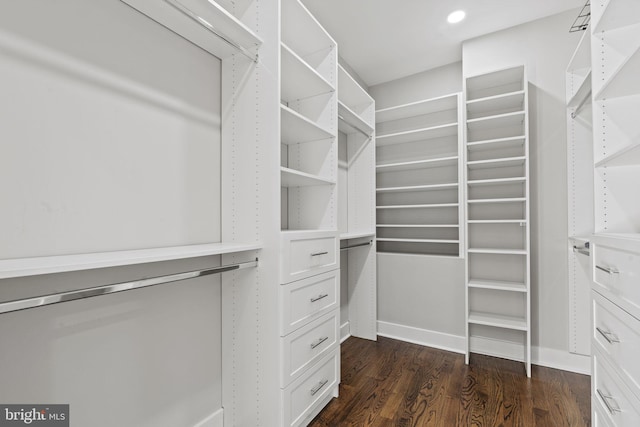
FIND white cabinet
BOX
[375,93,464,257]
[464,65,531,377]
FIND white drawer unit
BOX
[593,291,640,400]
[282,348,340,427]
[280,310,339,387]
[593,351,640,427]
[593,398,616,427]
[281,230,339,283]
[279,270,340,336]
[593,240,640,320]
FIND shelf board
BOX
[376,203,459,209]
[467,177,526,186]
[121,0,262,60]
[567,30,591,72]
[467,111,526,132]
[376,183,458,193]
[377,238,459,244]
[466,90,525,119]
[280,167,335,187]
[593,25,640,100]
[592,0,640,33]
[340,231,376,240]
[468,248,527,255]
[468,279,527,292]
[376,224,458,228]
[468,220,526,224]
[468,311,528,331]
[281,104,333,145]
[338,64,373,113]
[467,197,526,204]
[377,156,458,173]
[376,122,458,146]
[567,70,592,109]
[595,141,640,167]
[281,43,334,102]
[375,93,458,123]
[338,101,374,136]
[0,242,262,280]
[467,136,526,151]
[467,156,526,170]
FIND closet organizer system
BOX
[0,1,377,427]
[569,1,640,425]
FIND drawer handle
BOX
[596,265,619,275]
[310,379,329,396]
[596,327,620,344]
[311,251,329,257]
[597,389,621,414]
[310,293,329,303]
[310,336,329,349]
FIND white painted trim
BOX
[340,321,351,343]
[378,321,592,375]
[376,321,466,354]
[193,408,223,427]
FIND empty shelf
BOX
[468,219,526,224]
[376,93,458,123]
[467,177,526,186]
[376,224,458,228]
[377,156,458,173]
[467,111,526,132]
[595,142,640,168]
[468,248,527,255]
[376,122,458,146]
[338,101,374,136]
[281,167,335,187]
[468,311,527,331]
[467,136,526,151]
[377,238,459,244]
[338,64,374,114]
[281,105,333,145]
[376,203,459,209]
[468,279,527,292]
[467,156,526,170]
[281,43,333,102]
[466,90,525,119]
[467,197,526,204]
[376,183,458,193]
[567,70,592,109]
[340,231,376,240]
[593,0,640,33]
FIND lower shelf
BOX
[468,311,527,331]
[468,279,527,292]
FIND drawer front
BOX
[280,270,339,336]
[282,348,340,427]
[281,233,339,283]
[593,292,640,399]
[593,397,615,427]
[593,351,640,427]
[281,310,339,387]
[594,244,640,319]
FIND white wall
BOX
[0,1,225,425]
[462,10,584,358]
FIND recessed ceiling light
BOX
[447,10,466,24]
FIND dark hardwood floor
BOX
[309,336,590,427]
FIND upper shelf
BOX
[377,122,458,146]
[466,111,526,132]
[567,30,591,73]
[593,25,640,101]
[338,65,373,122]
[281,0,335,62]
[467,156,526,170]
[466,91,525,120]
[567,70,592,109]
[281,104,333,145]
[120,0,262,60]
[281,167,335,187]
[466,66,525,101]
[377,156,458,173]
[281,43,334,103]
[338,101,374,136]
[467,136,526,152]
[0,242,262,280]
[592,0,640,33]
[376,93,459,124]
[595,141,640,167]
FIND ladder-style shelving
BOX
[464,65,531,377]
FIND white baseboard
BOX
[377,320,466,354]
[340,321,351,343]
[377,320,591,376]
[193,408,223,427]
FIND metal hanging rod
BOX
[163,0,259,63]
[571,89,592,119]
[338,114,372,139]
[340,240,373,251]
[0,259,258,315]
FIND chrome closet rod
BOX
[340,240,373,251]
[571,89,592,119]
[338,115,372,138]
[163,0,259,63]
[0,258,258,315]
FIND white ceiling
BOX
[300,0,584,87]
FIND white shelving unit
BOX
[337,64,377,342]
[566,29,593,357]
[464,65,531,377]
[589,3,640,425]
[375,93,464,257]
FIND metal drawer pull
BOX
[311,251,328,257]
[310,293,329,303]
[596,327,620,344]
[596,265,619,275]
[310,336,329,349]
[597,389,621,414]
[310,379,329,396]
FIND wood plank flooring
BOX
[309,336,590,427]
